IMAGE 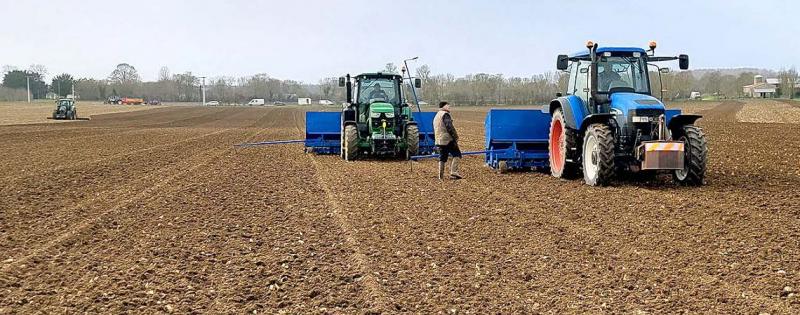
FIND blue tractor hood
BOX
[609,92,665,114]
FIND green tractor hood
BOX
[369,102,395,114]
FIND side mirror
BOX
[414,78,422,88]
[338,77,346,87]
[556,55,569,70]
[660,68,671,74]
[678,54,689,70]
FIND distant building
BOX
[297,97,311,105]
[742,75,776,98]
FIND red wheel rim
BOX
[550,119,564,173]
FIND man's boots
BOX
[450,157,463,180]
[438,161,446,180]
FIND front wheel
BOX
[673,125,707,186]
[582,123,615,186]
[343,125,359,161]
[405,124,419,160]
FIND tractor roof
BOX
[356,72,402,79]
[569,47,646,58]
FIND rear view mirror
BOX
[414,78,422,88]
[338,77,346,87]
[556,55,569,70]
[678,54,689,70]
[660,68,670,74]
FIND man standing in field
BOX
[433,101,463,180]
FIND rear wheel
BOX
[549,108,579,178]
[498,160,509,174]
[405,124,419,160]
[343,125,359,161]
[582,123,615,186]
[673,125,707,186]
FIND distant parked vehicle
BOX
[205,101,220,106]
[105,96,122,104]
[273,101,285,106]
[247,99,265,106]
[146,99,161,105]
[319,99,335,105]
[690,91,702,100]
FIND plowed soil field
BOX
[1,101,799,314]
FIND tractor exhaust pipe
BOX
[345,74,352,104]
[587,41,599,112]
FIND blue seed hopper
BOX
[412,111,437,154]
[304,112,341,154]
[484,109,552,172]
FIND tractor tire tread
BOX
[586,123,615,186]
[674,125,707,186]
[344,125,359,161]
[406,124,420,159]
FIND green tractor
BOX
[338,73,426,160]
[52,98,78,120]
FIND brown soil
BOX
[1,104,798,314]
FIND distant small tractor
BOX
[52,98,77,120]
[483,41,708,186]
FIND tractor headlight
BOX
[370,112,381,118]
[384,112,394,118]
[632,116,652,123]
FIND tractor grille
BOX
[628,108,664,118]
[371,114,395,130]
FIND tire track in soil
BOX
[0,110,274,274]
[698,100,744,122]
[0,107,238,151]
[0,128,231,183]
[290,110,391,312]
[2,108,370,313]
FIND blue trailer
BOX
[304,112,342,154]
[484,109,551,173]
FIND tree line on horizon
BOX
[1,62,797,104]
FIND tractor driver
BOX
[598,62,622,91]
[368,83,389,101]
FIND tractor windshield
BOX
[58,100,71,107]
[357,78,399,105]
[597,56,650,94]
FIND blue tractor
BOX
[544,41,707,186]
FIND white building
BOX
[742,75,776,98]
[297,98,311,105]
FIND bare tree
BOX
[28,64,48,78]
[158,66,171,82]
[384,63,398,74]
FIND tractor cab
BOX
[353,74,405,133]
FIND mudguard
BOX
[579,113,615,133]
[544,96,590,129]
[667,114,702,130]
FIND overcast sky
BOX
[1,0,798,82]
